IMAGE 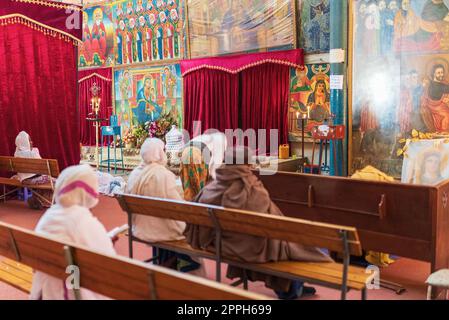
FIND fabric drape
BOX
[240,63,291,148]
[183,68,240,137]
[182,63,292,149]
[0,0,82,40]
[0,22,80,169]
[78,68,113,146]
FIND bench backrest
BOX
[0,156,60,178]
[117,194,363,256]
[0,221,264,300]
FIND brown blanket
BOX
[184,165,332,292]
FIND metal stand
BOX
[86,117,107,169]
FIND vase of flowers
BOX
[123,130,137,150]
[144,112,178,142]
[133,125,149,148]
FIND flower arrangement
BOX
[123,130,137,147]
[144,112,178,142]
[133,125,149,148]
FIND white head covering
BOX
[191,132,227,179]
[30,164,114,300]
[54,164,99,209]
[15,131,31,153]
[14,131,41,181]
[127,138,185,243]
[140,138,168,166]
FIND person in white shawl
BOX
[13,131,54,209]
[30,164,115,300]
[14,131,41,181]
[127,138,185,242]
[127,138,203,274]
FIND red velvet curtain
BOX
[183,65,290,147]
[183,69,239,137]
[78,69,113,146]
[0,23,80,169]
[240,63,290,149]
[182,51,298,149]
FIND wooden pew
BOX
[0,221,264,300]
[116,194,376,300]
[255,171,449,296]
[0,156,60,205]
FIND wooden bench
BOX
[0,221,264,300]
[0,156,60,206]
[254,170,449,298]
[116,194,377,300]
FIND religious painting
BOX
[113,0,186,66]
[350,0,449,178]
[401,139,449,185]
[187,0,295,58]
[289,63,330,141]
[79,5,115,68]
[298,0,330,54]
[114,64,183,134]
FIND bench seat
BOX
[0,258,33,293]
[150,238,375,292]
[0,177,53,190]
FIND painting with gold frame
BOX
[187,0,296,58]
[349,0,449,178]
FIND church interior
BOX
[1,0,449,302]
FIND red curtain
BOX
[183,69,239,137]
[0,23,80,169]
[240,63,290,148]
[78,69,113,146]
[182,50,299,149]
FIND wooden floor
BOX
[0,196,430,300]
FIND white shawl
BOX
[127,138,185,242]
[30,165,115,300]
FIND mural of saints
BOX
[79,5,115,68]
[114,64,183,133]
[351,0,449,178]
[289,64,330,139]
[114,0,185,66]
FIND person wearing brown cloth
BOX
[184,146,333,299]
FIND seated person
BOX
[184,146,333,299]
[180,132,227,201]
[127,138,202,273]
[30,164,115,300]
[13,131,54,209]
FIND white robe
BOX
[14,131,43,181]
[127,163,186,242]
[29,205,115,300]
